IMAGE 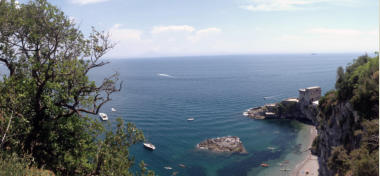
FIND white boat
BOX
[111,108,117,112]
[143,142,156,151]
[98,113,108,121]
[187,117,195,121]
[164,166,172,170]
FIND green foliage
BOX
[318,90,337,117]
[328,146,350,176]
[334,54,379,119]
[320,54,379,176]
[349,119,379,176]
[0,0,154,175]
[97,119,145,176]
[349,147,378,176]
[0,152,31,176]
[276,101,298,116]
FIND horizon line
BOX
[105,51,375,60]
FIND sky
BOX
[26,0,380,58]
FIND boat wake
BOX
[157,73,175,78]
[263,95,279,100]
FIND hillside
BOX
[312,54,379,176]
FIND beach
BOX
[253,122,319,176]
[292,126,319,176]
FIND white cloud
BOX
[151,25,195,34]
[240,0,356,11]
[188,27,222,42]
[106,24,154,57]
[195,28,221,35]
[109,24,143,41]
[70,0,110,5]
[105,25,224,58]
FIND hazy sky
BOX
[38,0,379,58]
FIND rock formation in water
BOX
[197,136,247,153]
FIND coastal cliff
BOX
[311,101,361,176]
[312,55,378,176]
[245,55,379,176]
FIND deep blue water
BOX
[89,54,359,176]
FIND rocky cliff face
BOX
[245,96,365,176]
[303,102,361,176]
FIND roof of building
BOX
[284,98,299,102]
[306,86,321,90]
[266,103,277,107]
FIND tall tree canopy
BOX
[0,0,153,175]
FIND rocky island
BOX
[197,136,247,154]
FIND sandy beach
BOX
[292,126,319,176]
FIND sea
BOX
[88,53,360,176]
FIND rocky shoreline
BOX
[244,86,322,176]
[244,87,321,121]
[197,136,247,154]
[243,97,316,120]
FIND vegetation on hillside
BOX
[316,54,379,176]
[0,0,154,175]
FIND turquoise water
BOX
[89,54,358,176]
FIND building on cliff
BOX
[298,86,321,105]
[246,86,322,120]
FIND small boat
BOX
[178,164,186,168]
[98,113,108,121]
[111,108,117,112]
[164,166,172,170]
[261,163,269,167]
[143,142,156,151]
[267,146,276,151]
[187,118,195,121]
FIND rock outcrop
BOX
[244,98,310,121]
[197,136,247,153]
[311,102,361,176]
[244,92,363,176]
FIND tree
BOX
[0,0,153,175]
[319,54,379,176]
[328,146,350,176]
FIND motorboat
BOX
[143,142,156,151]
[99,113,108,121]
[187,117,195,121]
[111,108,117,112]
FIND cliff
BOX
[245,54,379,176]
[311,101,361,176]
[311,55,378,176]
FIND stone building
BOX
[299,86,321,105]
